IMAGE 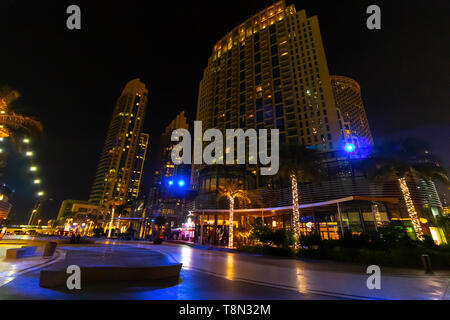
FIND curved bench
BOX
[6,246,38,259]
[38,245,182,288]
[39,264,182,288]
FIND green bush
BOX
[296,236,450,269]
[298,232,322,249]
[92,228,105,237]
[246,221,450,269]
[249,222,294,248]
[240,245,295,257]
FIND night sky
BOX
[0,0,449,224]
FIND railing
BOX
[185,175,441,212]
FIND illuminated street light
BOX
[37,191,44,197]
[26,151,33,157]
[23,138,30,144]
[34,179,41,184]
[344,143,356,153]
[30,166,37,172]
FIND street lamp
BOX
[344,143,356,153]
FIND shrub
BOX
[240,245,295,257]
[92,228,105,237]
[249,222,294,248]
[298,232,322,249]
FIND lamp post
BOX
[28,199,42,225]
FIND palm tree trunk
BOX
[398,177,424,241]
[107,207,115,238]
[290,173,300,243]
[228,197,235,248]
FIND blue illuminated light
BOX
[168,180,174,186]
[344,143,356,153]
[178,180,185,187]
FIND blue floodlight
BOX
[178,180,185,187]
[168,180,174,186]
[344,143,356,153]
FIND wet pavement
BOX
[0,245,63,287]
[0,240,449,299]
[129,242,450,300]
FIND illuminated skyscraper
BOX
[197,0,342,151]
[331,75,373,146]
[129,133,149,200]
[0,184,12,222]
[154,111,189,186]
[89,79,149,208]
[148,111,189,225]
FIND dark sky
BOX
[0,0,449,224]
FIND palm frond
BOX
[0,113,43,137]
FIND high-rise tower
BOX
[196,0,342,152]
[89,79,149,208]
[154,111,189,186]
[331,75,373,146]
[147,111,189,224]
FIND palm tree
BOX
[218,180,251,248]
[0,87,43,173]
[0,88,43,139]
[277,144,324,242]
[361,138,449,241]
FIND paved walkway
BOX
[0,243,333,299]
[0,245,64,287]
[119,241,450,300]
[1,240,449,299]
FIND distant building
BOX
[57,200,101,223]
[154,111,189,187]
[128,133,149,201]
[89,79,149,210]
[148,111,190,226]
[0,185,13,222]
[331,75,373,147]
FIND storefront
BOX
[190,196,401,247]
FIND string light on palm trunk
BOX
[290,173,301,245]
[398,177,424,241]
[228,197,235,249]
[372,204,383,227]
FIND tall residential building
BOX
[154,111,189,186]
[331,75,373,146]
[148,111,189,221]
[0,185,12,222]
[129,133,149,200]
[196,0,342,152]
[89,79,149,208]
